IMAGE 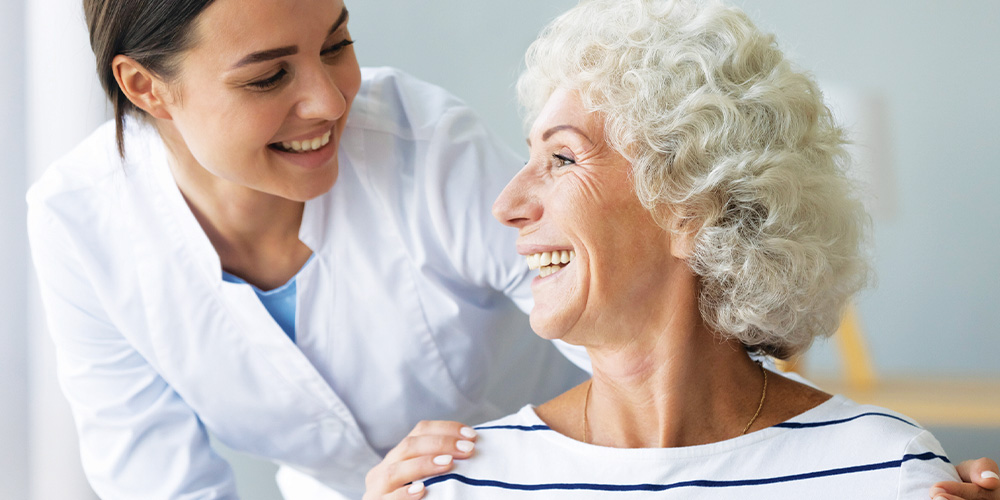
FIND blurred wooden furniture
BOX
[776,303,1000,428]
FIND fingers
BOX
[384,421,478,463]
[931,481,998,500]
[379,480,427,500]
[366,452,459,498]
[930,492,971,500]
[365,421,478,498]
[956,458,1000,490]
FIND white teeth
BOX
[525,250,575,274]
[276,131,333,153]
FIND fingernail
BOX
[460,426,477,439]
[407,481,425,494]
[433,454,453,466]
[983,470,1000,481]
[933,496,947,500]
[456,440,475,452]
[929,487,945,496]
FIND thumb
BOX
[957,458,1000,490]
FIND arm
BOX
[28,204,239,500]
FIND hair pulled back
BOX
[83,0,215,157]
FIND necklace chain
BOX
[741,361,768,435]
[581,361,768,444]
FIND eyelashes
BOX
[552,153,575,167]
[321,39,355,57]
[245,39,355,91]
[247,69,288,90]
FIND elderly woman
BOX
[364,0,983,498]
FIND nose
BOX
[296,63,349,121]
[492,162,543,228]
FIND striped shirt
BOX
[425,393,958,499]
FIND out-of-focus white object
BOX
[25,0,107,499]
[821,82,898,220]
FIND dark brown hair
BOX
[83,0,215,157]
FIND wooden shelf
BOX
[810,377,1000,428]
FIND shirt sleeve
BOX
[27,202,239,500]
[896,430,960,500]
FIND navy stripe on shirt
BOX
[475,412,917,434]
[424,452,950,492]
[774,412,918,429]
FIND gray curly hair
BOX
[517,0,872,358]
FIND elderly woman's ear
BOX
[660,211,698,260]
[669,228,696,260]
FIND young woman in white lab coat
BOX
[25,0,997,499]
[27,0,584,498]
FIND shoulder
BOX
[778,395,928,441]
[27,121,121,210]
[27,120,160,221]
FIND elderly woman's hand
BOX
[930,458,1000,500]
[363,420,478,499]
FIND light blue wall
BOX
[351,0,1000,379]
[739,1,1000,377]
[0,0,28,496]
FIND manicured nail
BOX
[983,470,1000,481]
[456,440,475,452]
[460,426,477,439]
[407,481,425,494]
[929,487,945,496]
[433,454,453,466]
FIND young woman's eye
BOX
[246,69,287,91]
[321,39,355,59]
[552,153,576,167]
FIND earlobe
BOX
[112,55,173,120]
[666,216,698,260]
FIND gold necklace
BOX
[581,362,768,444]
[741,361,768,435]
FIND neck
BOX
[160,125,311,289]
[582,291,766,448]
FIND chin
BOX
[288,166,339,202]
[529,311,579,343]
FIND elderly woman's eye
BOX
[552,153,575,167]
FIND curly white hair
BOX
[517,0,872,358]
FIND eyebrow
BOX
[230,7,350,69]
[527,124,593,146]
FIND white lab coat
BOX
[27,67,587,500]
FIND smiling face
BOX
[156,0,361,202]
[493,89,691,346]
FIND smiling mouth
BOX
[527,250,576,278]
[270,130,332,153]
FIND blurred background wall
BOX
[1,1,997,499]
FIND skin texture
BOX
[113,0,361,289]
[363,89,1000,499]
[494,89,830,448]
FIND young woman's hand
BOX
[931,458,1000,500]
[363,420,478,499]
